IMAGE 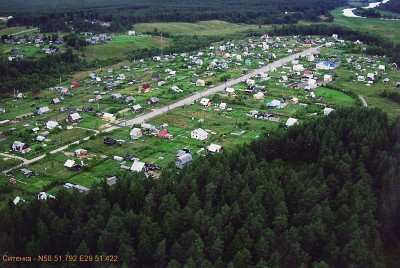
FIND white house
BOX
[131,161,146,172]
[324,107,334,116]
[196,79,205,86]
[207,143,223,153]
[293,64,304,72]
[253,92,265,100]
[38,192,55,200]
[378,65,386,71]
[37,106,50,115]
[128,30,136,36]
[285,117,299,127]
[324,74,333,83]
[102,113,115,121]
[308,79,318,89]
[12,141,31,154]
[130,128,143,139]
[46,121,59,130]
[200,98,211,107]
[191,128,209,140]
[64,159,75,168]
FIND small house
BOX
[67,112,82,123]
[131,161,146,172]
[290,97,299,105]
[303,70,313,78]
[117,74,125,80]
[132,104,143,113]
[170,86,183,93]
[152,74,161,80]
[324,107,334,116]
[64,159,76,169]
[141,83,151,92]
[104,137,117,146]
[20,168,33,177]
[279,76,288,83]
[324,74,333,83]
[383,78,390,84]
[51,98,60,105]
[147,97,159,105]
[71,81,80,88]
[107,176,117,186]
[36,106,50,115]
[175,153,192,169]
[266,100,281,109]
[102,113,115,121]
[157,129,173,140]
[9,178,17,185]
[207,143,223,154]
[253,92,265,100]
[12,141,30,154]
[130,128,143,139]
[378,65,386,72]
[219,103,227,110]
[293,64,304,72]
[75,148,88,157]
[111,93,122,99]
[38,192,55,200]
[128,31,136,36]
[391,63,398,69]
[308,79,318,89]
[200,98,211,107]
[285,117,299,127]
[225,87,236,96]
[315,61,340,70]
[196,79,205,87]
[191,128,209,140]
[125,96,135,103]
[13,196,24,205]
[46,121,59,130]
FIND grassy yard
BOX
[133,20,272,36]
[83,35,172,60]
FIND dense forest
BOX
[1,0,346,32]
[0,108,399,267]
[378,0,400,14]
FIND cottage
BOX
[391,63,398,69]
[158,129,173,140]
[191,128,209,140]
[12,141,30,153]
[315,61,340,70]
[67,112,82,123]
[38,192,55,200]
[175,153,193,169]
[266,100,281,109]
[111,93,122,99]
[75,148,88,157]
[102,113,115,121]
[285,117,299,127]
[367,73,376,81]
[219,102,227,110]
[324,107,334,116]
[290,97,299,105]
[200,98,211,107]
[303,70,313,78]
[152,73,161,80]
[130,128,143,139]
[293,64,304,72]
[196,79,205,87]
[253,92,265,100]
[13,196,24,205]
[358,76,366,82]
[125,96,136,103]
[104,137,117,146]
[9,178,17,184]
[383,78,390,84]
[64,159,76,169]
[225,87,236,96]
[117,74,126,80]
[107,176,117,186]
[279,76,288,83]
[51,98,60,105]
[131,161,146,172]
[132,104,143,113]
[20,168,33,177]
[147,97,159,105]
[170,86,183,93]
[71,81,80,88]
[378,65,386,72]
[324,74,333,83]
[36,106,50,115]
[141,83,151,92]
[207,143,223,153]
[0,108,5,114]
[308,79,318,89]
[74,184,90,193]
[46,121,59,130]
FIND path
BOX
[118,46,321,127]
[11,27,38,36]
[359,95,368,107]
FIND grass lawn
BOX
[133,20,272,36]
[314,87,358,107]
[0,26,36,36]
[83,35,172,60]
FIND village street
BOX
[118,46,321,127]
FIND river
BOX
[342,0,391,18]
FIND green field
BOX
[0,26,37,36]
[133,20,272,36]
[83,35,172,60]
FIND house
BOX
[324,74,333,83]
[200,98,211,107]
[207,143,223,153]
[266,100,281,109]
[9,178,17,185]
[104,137,117,146]
[60,88,70,95]
[132,104,143,113]
[36,135,45,142]
[152,73,161,80]
[46,121,59,130]
[75,148,88,157]
[141,83,151,92]
[20,168,33,177]
[253,92,265,100]
[12,141,31,154]
[67,112,82,123]
[391,63,398,69]
[102,113,115,121]
[16,93,24,99]
[396,82,400,88]
[191,128,209,140]
[32,127,40,133]
[147,97,159,105]
[367,73,376,81]
[64,183,75,189]
[51,98,60,105]
[36,106,50,115]
[131,161,146,172]
[315,61,340,70]
[285,117,299,127]
[64,159,76,169]
[225,87,236,96]
[308,79,318,89]
[293,64,304,72]
[13,196,25,205]
[111,93,122,99]
[290,97,299,105]
[358,76,366,82]
[324,107,334,116]
[71,81,80,88]
[128,30,136,36]
[125,96,135,103]
[0,108,5,114]
[158,129,173,140]
[107,176,117,186]
[378,65,386,72]
[219,102,227,110]
[196,79,205,87]
[303,70,313,78]
[73,184,90,193]
[170,86,183,93]
[38,192,55,200]
[383,78,390,84]
[130,128,143,139]
[279,76,288,83]
[117,74,125,80]
[175,153,192,169]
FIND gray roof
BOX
[177,153,192,164]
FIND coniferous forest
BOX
[0,108,399,267]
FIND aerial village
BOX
[1,32,399,205]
